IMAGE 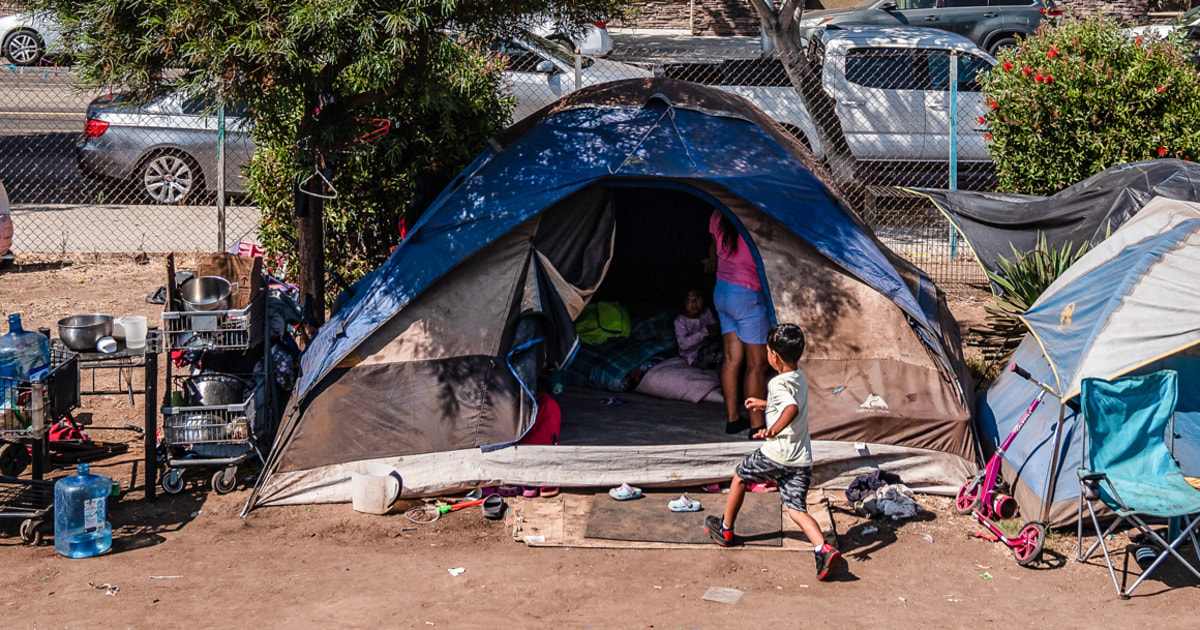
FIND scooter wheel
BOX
[955,480,982,515]
[161,469,185,494]
[1013,521,1046,567]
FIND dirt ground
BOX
[2,257,1198,628]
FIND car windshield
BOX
[1172,6,1200,26]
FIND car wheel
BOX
[141,152,201,205]
[3,29,43,66]
[988,37,1018,57]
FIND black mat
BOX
[584,490,783,546]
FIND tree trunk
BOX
[297,192,326,332]
[748,0,867,213]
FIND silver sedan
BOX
[75,93,254,205]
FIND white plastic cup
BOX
[123,316,147,349]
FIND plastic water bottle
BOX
[53,464,113,559]
[0,314,51,382]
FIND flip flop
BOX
[702,483,722,493]
[608,483,643,501]
[482,495,505,520]
[539,486,560,498]
[668,494,702,512]
[522,486,539,498]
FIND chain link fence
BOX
[0,64,261,258]
[2,38,991,290]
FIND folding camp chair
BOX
[1076,370,1200,598]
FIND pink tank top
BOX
[709,210,761,291]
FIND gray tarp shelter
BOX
[248,79,976,509]
[911,159,1200,279]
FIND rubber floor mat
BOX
[584,490,782,546]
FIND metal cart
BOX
[0,346,80,544]
[160,282,274,495]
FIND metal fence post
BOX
[216,102,226,253]
[574,51,582,90]
[948,50,959,260]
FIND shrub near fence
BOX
[0,45,992,291]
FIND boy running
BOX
[705,323,842,580]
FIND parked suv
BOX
[665,26,996,187]
[798,0,1060,56]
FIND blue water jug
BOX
[53,463,113,558]
[0,314,51,382]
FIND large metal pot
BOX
[58,314,114,352]
[182,373,249,406]
[180,276,239,312]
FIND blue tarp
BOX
[295,97,944,401]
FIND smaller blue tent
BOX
[979,197,1200,526]
[249,79,975,508]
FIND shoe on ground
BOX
[705,515,734,547]
[668,494,702,512]
[816,544,842,581]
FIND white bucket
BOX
[350,463,403,515]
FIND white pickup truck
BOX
[664,26,997,187]
[503,25,996,187]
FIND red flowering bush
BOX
[981,14,1200,194]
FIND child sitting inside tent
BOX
[675,288,723,370]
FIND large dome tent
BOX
[247,79,975,510]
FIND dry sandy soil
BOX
[1,257,1198,628]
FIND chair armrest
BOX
[1077,470,1106,481]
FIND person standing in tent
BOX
[706,210,771,435]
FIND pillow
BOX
[634,356,722,404]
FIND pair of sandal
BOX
[521,486,560,498]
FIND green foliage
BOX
[972,233,1089,365]
[30,0,633,293]
[982,14,1200,195]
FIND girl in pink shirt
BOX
[707,210,771,435]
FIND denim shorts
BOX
[712,280,771,345]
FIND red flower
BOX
[1157,85,1166,93]
[1003,61,1013,71]
[984,134,993,142]
[1047,46,1059,59]
[1034,73,1043,83]
[1158,147,1168,157]
[989,100,999,110]
[1045,74,1054,84]
[1135,37,1143,45]
[977,116,986,125]
[1022,66,1033,76]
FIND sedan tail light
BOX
[591,20,607,29]
[1039,9,1063,17]
[84,117,109,137]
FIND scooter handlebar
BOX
[1010,363,1032,380]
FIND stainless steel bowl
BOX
[58,314,114,352]
[182,373,248,406]
[180,276,236,312]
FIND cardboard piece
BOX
[195,253,263,310]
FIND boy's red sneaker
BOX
[705,515,734,547]
[816,544,842,581]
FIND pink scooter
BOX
[955,364,1048,567]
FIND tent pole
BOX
[1039,402,1068,524]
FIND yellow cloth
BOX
[1187,477,1200,491]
